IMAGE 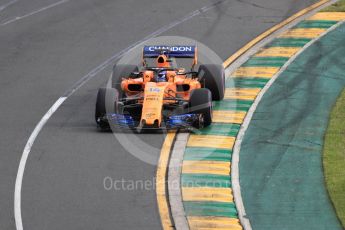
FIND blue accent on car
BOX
[107,114,136,126]
[157,70,167,82]
[166,114,199,127]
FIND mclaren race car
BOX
[95,45,225,131]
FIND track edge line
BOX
[14,96,67,230]
[165,1,338,230]
[222,0,331,69]
[231,4,343,230]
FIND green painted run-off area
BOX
[239,22,345,229]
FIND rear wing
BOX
[142,45,197,66]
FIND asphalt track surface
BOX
[0,0,318,229]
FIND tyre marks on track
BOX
[1,0,69,26]
[0,0,17,12]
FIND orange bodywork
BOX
[141,82,166,126]
[120,53,201,127]
[120,72,201,126]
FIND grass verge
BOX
[322,0,345,12]
[323,88,345,228]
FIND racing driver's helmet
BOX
[156,70,167,82]
[156,54,170,68]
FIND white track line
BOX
[1,0,69,26]
[13,1,226,230]
[0,0,18,12]
[14,97,66,230]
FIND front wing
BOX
[97,113,201,130]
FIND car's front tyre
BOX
[189,88,213,128]
[95,87,118,130]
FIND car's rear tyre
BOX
[198,64,225,101]
[95,88,118,130]
[112,64,138,96]
[189,88,212,128]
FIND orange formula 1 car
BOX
[95,45,225,131]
